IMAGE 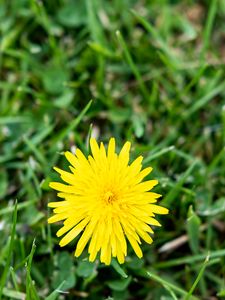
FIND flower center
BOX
[103,191,117,204]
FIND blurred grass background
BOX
[0,0,225,299]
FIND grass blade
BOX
[0,201,18,300]
[146,271,198,300]
[201,0,218,58]
[26,240,40,300]
[0,200,36,216]
[154,249,225,269]
[185,254,210,300]
[23,135,48,167]
[116,30,149,101]
[143,145,175,164]
[46,281,66,300]
[85,0,106,44]
[184,81,225,119]
[52,100,92,145]
[187,206,201,254]
[162,159,199,206]
[111,259,128,279]
[131,9,177,63]
[2,288,25,300]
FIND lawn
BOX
[0,0,225,299]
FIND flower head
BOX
[48,138,168,265]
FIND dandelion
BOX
[48,138,168,265]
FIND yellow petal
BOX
[145,217,161,226]
[105,242,112,265]
[49,182,83,194]
[48,213,68,223]
[149,204,169,215]
[75,218,98,257]
[119,141,131,165]
[48,201,67,208]
[134,180,158,192]
[129,155,143,171]
[126,233,143,258]
[75,148,91,170]
[113,219,127,255]
[56,214,86,237]
[117,155,143,187]
[100,241,112,265]
[111,232,117,257]
[143,192,161,202]
[134,167,153,184]
[88,229,99,262]
[59,217,90,247]
[107,137,116,159]
[100,142,107,161]
[90,138,100,160]
[115,237,125,264]
[64,151,79,168]
[89,219,105,261]
[53,167,76,185]
[136,228,153,244]
[53,206,71,214]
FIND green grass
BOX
[1,0,225,299]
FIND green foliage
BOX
[0,0,225,299]
[52,252,76,290]
[107,276,132,292]
[76,260,96,278]
[187,206,201,254]
[57,0,87,28]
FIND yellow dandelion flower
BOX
[48,138,168,265]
